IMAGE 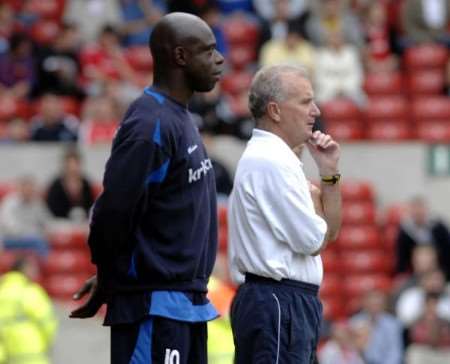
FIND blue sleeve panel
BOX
[88,89,218,295]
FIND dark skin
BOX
[70,12,224,319]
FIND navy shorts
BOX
[111,316,207,364]
[230,274,322,364]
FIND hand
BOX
[69,275,105,318]
[306,131,340,176]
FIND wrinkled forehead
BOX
[280,72,313,98]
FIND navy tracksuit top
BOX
[88,87,218,295]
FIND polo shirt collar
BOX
[251,128,303,167]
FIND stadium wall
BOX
[0,139,449,222]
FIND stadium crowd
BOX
[0,0,449,363]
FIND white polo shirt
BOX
[228,129,327,286]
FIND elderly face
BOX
[275,73,320,147]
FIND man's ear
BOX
[174,46,187,66]
[267,101,281,123]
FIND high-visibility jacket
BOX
[207,277,236,364]
[0,271,58,364]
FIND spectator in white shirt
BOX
[314,29,366,106]
[228,64,342,364]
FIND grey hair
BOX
[248,64,309,121]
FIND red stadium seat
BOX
[320,99,361,121]
[416,120,450,142]
[26,0,65,20]
[92,183,103,199]
[0,123,8,140]
[126,46,153,72]
[0,182,15,201]
[341,251,393,274]
[342,201,376,225]
[218,205,228,228]
[367,120,414,140]
[382,204,407,226]
[221,71,253,96]
[43,250,94,275]
[404,44,449,70]
[412,96,450,122]
[321,297,347,320]
[325,119,365,141]
[407,70,445,95]
[30,20,60,45]
[226,94,251,118]
[336,225,382,251]
[364,72,404,95]
[321,251,342,273]
[0,251,19,273]
[44,273,91,300]
[222,15,260,46]
[0,97,30,121]
[227,45,256,70]
[343,274,392,298]
[218,225,228,253]
[47,228,88,250]
[319,274,344,297]
[340,181,375,202]
[383,224,400,252]
[366,96,408,120]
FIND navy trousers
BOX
[230,274,322,364]
[111,316,207,364]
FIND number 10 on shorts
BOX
[164,348,180,364]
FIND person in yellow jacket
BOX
[0,255,58,364]
[207,272,236,364]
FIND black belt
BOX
[245,273,319,296]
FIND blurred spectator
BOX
[314,30,366,106]
[167,0,210,14]
[30,92,79,142]
[259,20,315,74]
[216,0,254,14]
[190,83,235,134]
[351,290,403,364]
[402,0,450,47]
[207,250,235,363]
[362,1,398,73]
[16,0,40,30]
[255,0,310,49]
[201,131,233,198]
[253,0,309,24]
[0,255,58,364]
[0,32,35,99]
[0,176,50,257]
[392,245,440,307]
[447,58,450,95]
[306,0,364,48]
[79,95,119,145]
[406,292,450,364]
[3,118,30,143]
[81,25,140,97]
[395,196,450,280]
[0,3,21,53]
[198,3,229,57]
[318,320,365,364]
[396,269,450,328]
[64,0,121,42]
[32,22,85,99]
[119,0,166,47]
[46,147,95,221]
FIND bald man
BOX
[70,13,224,364]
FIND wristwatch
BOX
[320,173,341,185]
